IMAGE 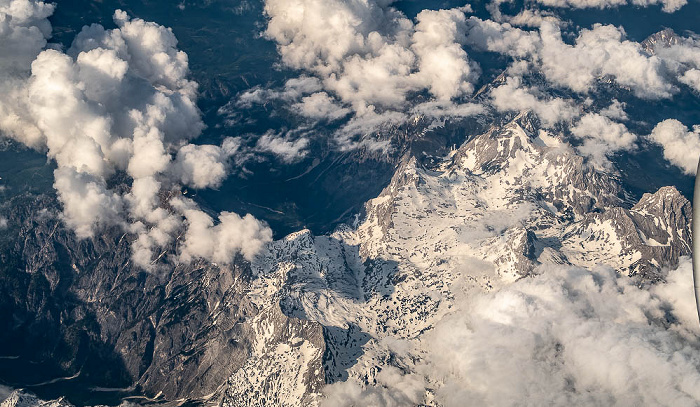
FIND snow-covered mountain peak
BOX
[215,110,693,405]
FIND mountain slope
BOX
[228,112,692,404]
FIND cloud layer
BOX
[242,0,485,148]
[324,260,700,406]
[263,0,477,110]
[0,0,271,268]
[464,19,679,99]
[650,119,700,175]
[533,0,687,13]
[248,0,700,166]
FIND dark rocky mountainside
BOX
[0,194,325,404]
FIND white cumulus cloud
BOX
[465,19,675,99]
[533,0,687,13]
[324,260,700,406]
[0,0,272,269]
[650,119,700,175]
[571,112,637,167]
[256,0,481,140]
[490,76,579,126]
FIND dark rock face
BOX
[508,228,540,277]
[641,28,682,55]
[221,303,326,407]
[0,193,325,405]
[631,185,693,260]
[439,113,691,279]
[451,112,625,216]
[563,186,692,281]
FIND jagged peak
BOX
[284,228,314,243]
[632,185,690,215]
[641,28,681,54]
[511,110,541,135]
[474,70,509,99]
